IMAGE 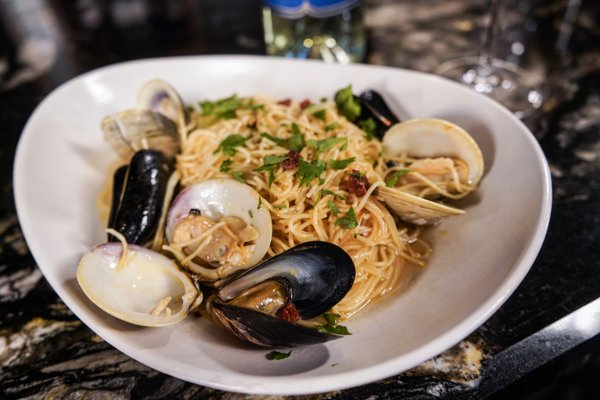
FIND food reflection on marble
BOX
[77,79,484,347]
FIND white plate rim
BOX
[13,55,552,395]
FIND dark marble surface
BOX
[1,0,600,398]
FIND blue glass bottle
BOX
[262,0,365,63]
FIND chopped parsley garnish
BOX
[256,155,289,186]
[321,189,345,200]
[214,134,246,156]
[200,95,241,119]
[307,137,348,155]
[318,313,351,335]
[297,159,327,186]
[231,171,245,183]
[318,324,351,335]
[334,85,361,122]
[248,209,253,218]
[266,350,292,360]
[312,109,326,121]
[323,313,341,325]
[219,159,233,172]
[325,122,340,131]
[359,118,377,141]
[261,123,305,152]
[315,189,345,204]
[385,169,412,187]
[335,207,358,229]
[327,200,339,216]
[272,204,288,209]
[329,157,356,170]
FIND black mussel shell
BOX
[212,302,341,347]
[218,241,355,320]
[358,89,400,140]
[108,149,172,244]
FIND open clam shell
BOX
[212,241,355,347]
[165,179,272,281]
[375,186,465,226]
[383,118,484,186]
[137,79,189,134]
[77,243,201,327]
[101,109,180,160]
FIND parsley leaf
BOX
[200,95,241,119]
[307,137,348,155]
[329,157,356,170]
[297,159,327,186]
[214,134,246,156]
[334,85,361,122]
[325,122,340,131]
[256,155,289,186]
[359,118,377,141]
[312,109,326,121]
[248,209,253,218]
[318,324,351,335]
[335,207,358,229]
[272,204,288,209]
[321,189,345,200]
[231,171,245,183]
[219,159,233,172]
[261,123,305,152]
[327,200,340,216]
[323,313,341,325]
[266,350,292,360]
[385,169,412,187]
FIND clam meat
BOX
[212,241,356,347]
[164,179,272,282]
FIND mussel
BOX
[212,241,356,347]
[108,149,172,245]
[357,89,400,140]
[164,179,272,282]
[77,242,202,327]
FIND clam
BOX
[375,186,464,226]
[376,118,484,225]
[212,241,356,347]
[77,242,201,327]
[164,179,272,282]
[101,109,180,160]
[108,149,172,245]
[382,118,484,187]
[137,79,189,135]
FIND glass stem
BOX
[479,0,504,69]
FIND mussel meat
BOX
[77,242,202,327]
[164,179,272,282]
[212,241,356,347]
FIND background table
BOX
[1,0,599,398]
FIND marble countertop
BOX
[1,0,599,398]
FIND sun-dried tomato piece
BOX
[277,99,292,106]
[348,170,369,197]
[299,99,312,110]
[276,303,300,323]
[282,150,300,170]
[247,118,257,130]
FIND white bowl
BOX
[14,55,551,395]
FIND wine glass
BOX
[434,0,543,119]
